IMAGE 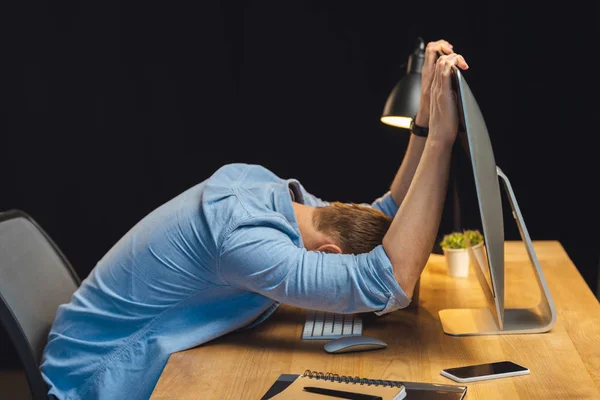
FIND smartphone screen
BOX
[443,361,528,379]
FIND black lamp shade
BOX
[381,38,426,129]
[380,73,421,129]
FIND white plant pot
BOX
[443,247,470,277]
[442,243,485,278]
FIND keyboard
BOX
[301,310,363,340]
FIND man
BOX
[41,40,468,399]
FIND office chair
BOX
[0,209,80,400]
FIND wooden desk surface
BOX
[150,241,600,399]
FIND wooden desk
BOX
[150,241,600,399]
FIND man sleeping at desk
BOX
[40,39,468,400]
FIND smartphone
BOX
[440,361,530,383]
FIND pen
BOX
[303,386,382,400]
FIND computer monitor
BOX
[437,68,557,336]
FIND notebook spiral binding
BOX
[302,370,404,388]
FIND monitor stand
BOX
[438,166,557,336]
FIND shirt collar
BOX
[273,179,305,248]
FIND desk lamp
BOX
[380,37,425,129]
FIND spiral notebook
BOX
[262,372,467,400]
[269,370,406,400]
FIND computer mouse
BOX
[324,336,388,354]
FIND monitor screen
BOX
[453,68,505,329]
[439,69,555,336]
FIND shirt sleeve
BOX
[370,191,399,218]
[217,223,410,315]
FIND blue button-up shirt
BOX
[41,163,410,400]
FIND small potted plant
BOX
[439,230,484,277]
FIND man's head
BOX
[310,202,392,255]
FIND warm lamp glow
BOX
[380,116,412,129]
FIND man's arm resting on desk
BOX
[218,225,410,315]
[217,139,453,309]
[217,137,452,314]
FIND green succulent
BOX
[465,229,484,246]
[440,229,484,249]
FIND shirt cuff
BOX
[370,245,411,316]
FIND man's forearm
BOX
[389,134,426,206]
[382,139,453,298]
[389,110,430,207]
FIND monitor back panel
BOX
[455,69,505,328]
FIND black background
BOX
[3,1,599,366]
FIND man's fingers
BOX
[427,43,467,101]
[437,53,469,73]
[439,42,454,56]
[427,40,454,56]
[456,54,469,70]
[432,54,467,91]
[444,58,456,78]
[444,54,459,76]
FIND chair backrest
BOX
[0,210,80,400]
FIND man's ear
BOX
[316,244,343,254]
